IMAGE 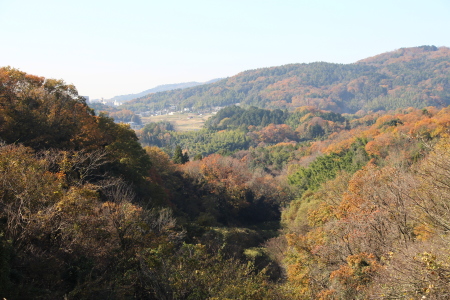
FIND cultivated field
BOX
[141,112,213,131]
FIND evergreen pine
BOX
[182,152,189,164]
[173,145,183,164]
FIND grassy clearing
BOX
[141,112,213,131]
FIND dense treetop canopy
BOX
[3,47,450,299]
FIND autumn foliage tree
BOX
[5,65,450,299]
[281,135,450,299]
[0,68,282,299]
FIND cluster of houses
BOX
[84,96,123,107]
[97,98,122,106]
[84,95,233,131]
[138,105,226,117]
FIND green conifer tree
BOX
[182,152,189,164]
[172,145,183,164]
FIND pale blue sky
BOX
[1,0,449,99]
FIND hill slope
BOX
[94,79,221,104]
[122,46,450,113]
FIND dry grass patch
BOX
[141,113,213,131]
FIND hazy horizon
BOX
[1,0,449,99]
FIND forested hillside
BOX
[128,101,450,299]
[2,50,450,300]
[122,46,450,113]
[0,67,287,299]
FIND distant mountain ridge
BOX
[93,78,222,103]
[121,45,450,114]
